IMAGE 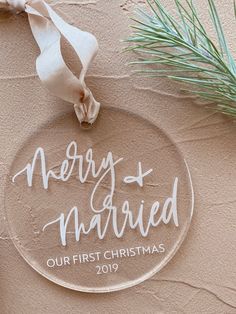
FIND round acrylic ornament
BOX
[4,107,194,293]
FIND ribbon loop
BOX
[1,0,100,125]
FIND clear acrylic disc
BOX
[4,107,194,292]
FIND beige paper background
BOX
[0,0,235,313]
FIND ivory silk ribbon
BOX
[0,0,100,124]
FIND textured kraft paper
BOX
[0,0,235,313]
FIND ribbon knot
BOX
[7,0,26,11]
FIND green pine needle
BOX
[126,0,236,117]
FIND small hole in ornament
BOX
[80,121,92,130]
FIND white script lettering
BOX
[12,141,179,246]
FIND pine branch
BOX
[126,0,236,117]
